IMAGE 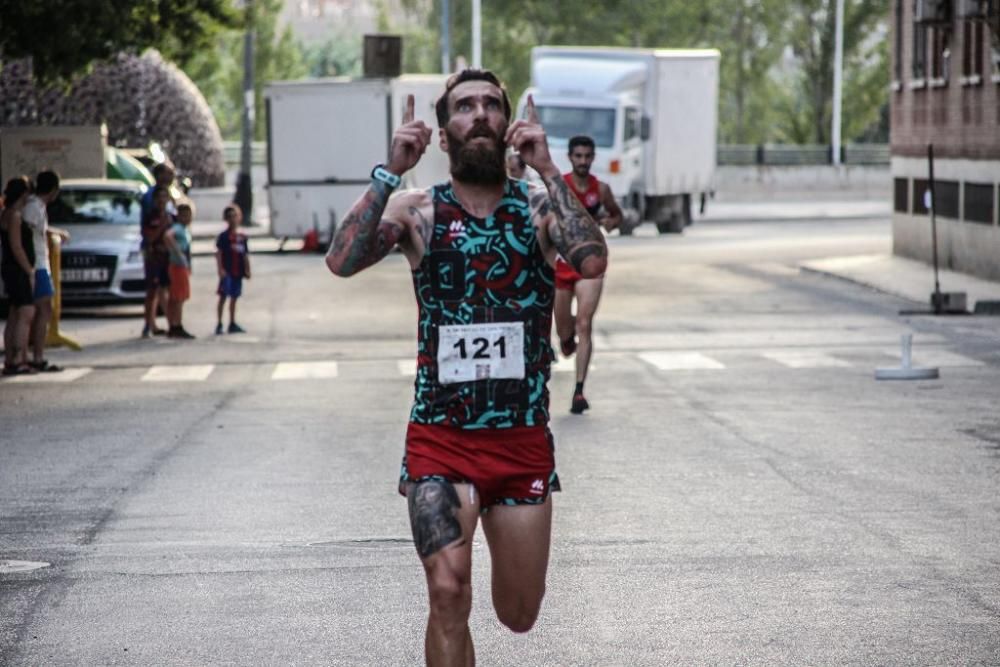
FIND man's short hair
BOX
[152,163,173,179]
[568,136,595,154]
[223,205,238,219]
[435,69,512,129]
[177,203,193,214]
[35,170,60,195]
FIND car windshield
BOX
[48,188,143,225]
[533,106,616,148]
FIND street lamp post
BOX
[234,0,255,225]
[472,0,481,68]
[831,0,845,166]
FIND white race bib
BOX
[437,322,525,385]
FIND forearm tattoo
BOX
[408,479,463,559]
[326,180,404,275]
[537,175,607,273]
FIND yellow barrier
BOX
[45,234,82,351]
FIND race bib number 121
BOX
[437,322,525,385]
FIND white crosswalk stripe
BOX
[142,365,215,382]
[761,350,852,368]
[7,367,93,383]
[638,351,726,370]
[2,348,988,386]
[271,361,339,380]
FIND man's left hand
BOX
[504,95,559,181]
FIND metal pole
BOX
[235,0,255,225]
[472,0,482,68]
[440,0,451,73]
[831,0,845,166]
[928,143,942,312]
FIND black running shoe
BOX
[570,392,590,414]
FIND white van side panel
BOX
[267,79,390,183]
[648,53,719,195]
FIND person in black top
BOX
[1,176,38,375]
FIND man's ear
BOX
[438,128,448,153]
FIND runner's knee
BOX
[427,570,473,630]
[495,594,543,633]
[575,315,592,340]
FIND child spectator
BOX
[164,203,194,339]
[215,205,250,334]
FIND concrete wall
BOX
[714,165,890,201]
[892,156,1000,281]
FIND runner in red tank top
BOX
[554,135,622,414]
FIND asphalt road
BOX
[2,216,999,665]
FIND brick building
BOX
[890,0,1000,280]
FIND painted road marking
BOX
[271,361,339,380]
[142,365,215,382]
[638,351,726,371]
[7,367,93,383]
[761,350,852,368]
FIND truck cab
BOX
[518,46,720,234]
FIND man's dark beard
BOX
[447,124,507,185]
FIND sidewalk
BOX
[800,253,1000,311]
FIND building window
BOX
[962,20,984,83]
[913,178,930,213]
[913,21,928,81]
[964,182,995,224]
[929,25,951,84]
[894,178,910,213]
[935,180,960,218]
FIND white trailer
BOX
[264,75,449,246]
[518,47,720,233]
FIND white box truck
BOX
[264,74,450,246]
[517,46,720,234]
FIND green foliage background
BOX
[0,0,889,145]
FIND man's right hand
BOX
[386,94,433,177]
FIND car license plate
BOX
[61,268,109,282]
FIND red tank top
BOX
[563,173,601,216]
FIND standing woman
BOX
[1,176,38,375]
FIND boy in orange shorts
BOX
[165,203,195,339]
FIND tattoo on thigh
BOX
[408,480,463,558]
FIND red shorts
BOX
[400,423,560,510]
[168,264,191,302]
[554,258,582,290]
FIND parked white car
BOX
[47,179,149,304]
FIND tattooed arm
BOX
[533,174,608,277]
[508,95,607,278]
[325,94,434,277]
[325,185,423,276]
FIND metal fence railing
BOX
[717,143,889,166]
[222,141,268,166]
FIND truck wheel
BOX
[682,194,693,227]
[656,213,683,234]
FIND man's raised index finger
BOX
[403,94,415,124]
[526,94,539,124]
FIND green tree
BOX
[777,0,889,143]
[183,0,307,140]
[0,0,236,83]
